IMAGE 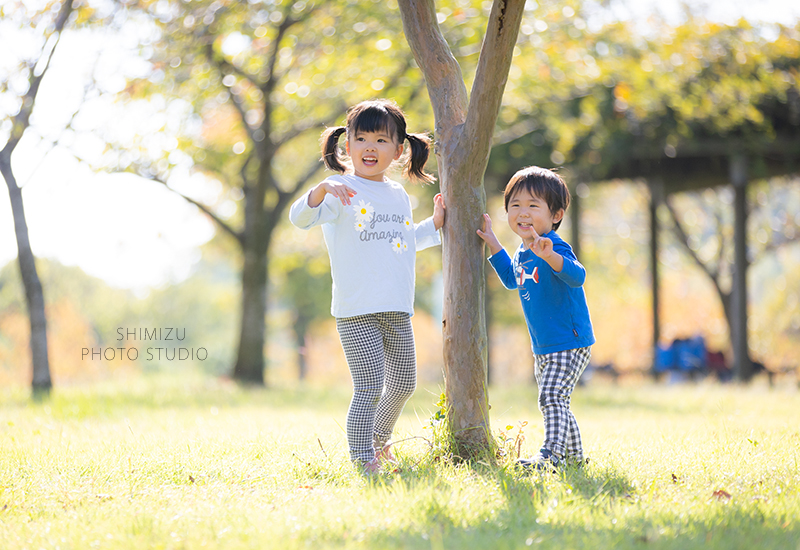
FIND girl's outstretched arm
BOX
[308,180,357,207]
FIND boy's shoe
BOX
[517,448,560,472]
[564,456,590,468]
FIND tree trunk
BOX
[398,0,525,459]
[292,318,310,381]
[440,160,491,456]
[730,155,753,381]
[649,181,662,361]
[0,153,52,394]
[233,233,268,384]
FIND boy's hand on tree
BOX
[476,213,503,256]
[433,193,446,230]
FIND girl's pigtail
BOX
[321,126,347,173]
[404,132,435,184]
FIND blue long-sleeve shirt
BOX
[488,231,595,355]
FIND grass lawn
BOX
[1,373,798,549]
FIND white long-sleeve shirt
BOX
[289,174,441,318]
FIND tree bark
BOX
[730,155,753,381]
[0,155,51,394]
[232,235,269,384]
[398,0,525,458]
[649,181,662,363]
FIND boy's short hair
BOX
[503,166,570,231]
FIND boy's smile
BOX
[346,130,403,182]
[506,188,563,247]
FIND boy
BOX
[477,166,595,470]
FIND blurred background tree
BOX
[0,0,119,394]
[105,0,427,384]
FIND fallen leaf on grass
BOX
[712,490,731,501]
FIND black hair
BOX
[503,166,570,231]
[321,99,434,184]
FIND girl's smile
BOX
[346,130,403,182]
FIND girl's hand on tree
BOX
[433,193,446,230]
[308,180,357,207]
[476,213,503,256]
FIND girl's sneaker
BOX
[517,448,560,472]
[361,457,382,475]
[375,443,397,465]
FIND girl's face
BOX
[345,129,403,182]
[506,187,563,246]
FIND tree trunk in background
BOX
[0,156,51,394]
[649,180,662,366]
[233,234,268,384]
[398,0,525,458]
[0,0,76,396]
[730,155,753,381]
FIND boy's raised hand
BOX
[526,226,554,258]
[433,193,446,230]
[476,213,503,256]
[526,226,564,272]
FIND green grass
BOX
[1,374,798,549]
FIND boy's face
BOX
[506,187,564,246]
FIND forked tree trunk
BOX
[398,0,525,458]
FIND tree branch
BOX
[665,197,721,285]
[153,177,244,245]
[286,156,324,198]
[463,0,525,161]
[202,42,255,144]
[397,0,468,132]
[262,5,317,93]
[273,100,347,148]
[3,0,76,154]
[713,203,727,280]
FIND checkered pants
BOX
[336,312,417,463]
[534,347,592,461]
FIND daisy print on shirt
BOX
[353,200,374,222]
[351,199,410,252]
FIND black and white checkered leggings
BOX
[534,347,592,461]
[336,312,417,463]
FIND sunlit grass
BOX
[1,373,798,549]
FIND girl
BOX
[289,99,445,473]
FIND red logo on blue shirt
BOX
[517,266,539,285]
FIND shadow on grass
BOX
[337,461,798,550]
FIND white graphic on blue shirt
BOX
[516,259,538,301]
